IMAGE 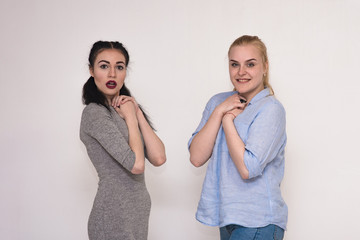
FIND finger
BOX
[112,96,120,107]
[234,95,246,104]
[121,98,132,104]
[130,97,137,106]
[118,96,133,104]
[233,97,245,106]
[235,93,247,103]
[117,96,126,108]
[237,103,248,110]
[115,97,123,108]
[228,108,243,117]
[232,103,245,111]
[235,94,246,103]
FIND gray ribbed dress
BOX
[80,103,151,240]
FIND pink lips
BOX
[236,78,250,83]
[106,80,117,89]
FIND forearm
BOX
[125,116,145,174]
[189,108,224,167]
[137,111,166,166]
[222,116,249,179]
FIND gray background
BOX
[1,0,359,239]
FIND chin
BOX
[234,88,245,94]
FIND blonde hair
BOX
[228,35,274,95]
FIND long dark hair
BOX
[82,41,154,129]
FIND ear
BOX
[89,67,94,77]
[264,62,269,75]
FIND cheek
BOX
[93,70,104,80]
[93,77,102,89]
[250,68,262,78]
[118,72,126,82]
[93,72,106,88]
[229,69,237,78]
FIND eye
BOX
[100,64,108,69]
[117,65,124,70]
[231,62,239,67]
[247,62,255,67]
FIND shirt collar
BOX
[248,88,271,106]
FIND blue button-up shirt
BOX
[188,88,288,230]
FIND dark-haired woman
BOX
[80,41,166,240]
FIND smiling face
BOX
[90,49,127,104]
[228,44,268,101]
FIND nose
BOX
[108,66,116,77]
[237,66,246,76]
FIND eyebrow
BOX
[229,58,257,63]
[246,58,257,62]
[98,60,125,65]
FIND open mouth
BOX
[236,78,250,83]
[106,80,117,89]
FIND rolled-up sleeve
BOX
[188,99,214,150]
[243,102,286,179]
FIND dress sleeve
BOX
[81,104,135,171]
[243,102,287,179]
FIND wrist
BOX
[124,113,138,122]
[136,108,144,118]
[214,106,227,118]
[223,112,236,121]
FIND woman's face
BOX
[228,44,267,101]
[90,49,127,103]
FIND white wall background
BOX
[1,0,359,239]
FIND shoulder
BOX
[206,91,236,108]
[83,103,109,114]
[210,91,236,102]
[81,103,111,122]
[267,96,285,113]
[258,96,286,120]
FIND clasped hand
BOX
[218,93,247,120]
[111,95,139,120]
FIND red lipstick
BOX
[106,80,117,89]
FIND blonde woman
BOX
[189,35,287,240]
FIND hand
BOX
[216,93,247,116]
[223,107,245,121]
[122,96,141,114]
[112,96,137,120]
[112,95,138,110]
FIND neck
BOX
[239,86,264,103]
[106,95,113,106]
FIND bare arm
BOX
[189,107,223,167]
[137,110,166,166]
[189,94,246,167]
[222,110,249,179]
[125,110,145,174]
[113,97,145,174]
